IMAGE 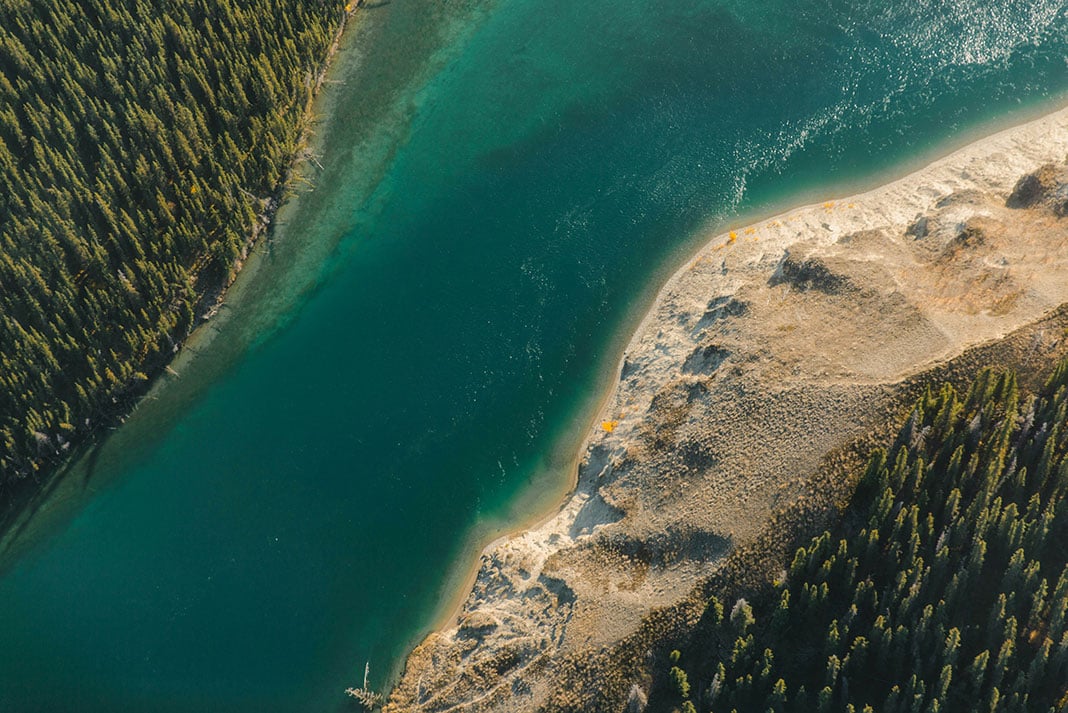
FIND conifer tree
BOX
[657,362,1068,712]
[0,0,349,481]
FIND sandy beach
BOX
[387,104,1068,712]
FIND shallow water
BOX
[1,0,1066,710]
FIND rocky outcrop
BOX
[1006,161,1068,212]
[386,109,1068,712]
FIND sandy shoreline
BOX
[387,103,1068,711]
[423,373,619,633]
[629,102,1068,375]
[422,101,1068,637]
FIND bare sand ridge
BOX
[386,107,1068,712]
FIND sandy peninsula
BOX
[385,106,1068,712]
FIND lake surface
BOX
[1,0,1066,710]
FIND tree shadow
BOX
[0,438,105,575]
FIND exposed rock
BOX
[386,110,1068,713]
[458,612,499,640]
[768,253,854,294]
[694,296,748,332]
[681,344,729,375]
[623,684,647,713]
[1006,161,1068,212]
[906,214,929,239]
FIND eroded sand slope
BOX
[386,109,1068,713]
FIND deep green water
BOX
[2,0,1067,711]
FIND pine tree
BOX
[655,362,1068,713]
[0,0,349,482]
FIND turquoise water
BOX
[1,0,1067,711]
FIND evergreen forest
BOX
[0,0,348,484]
[657,362,1068,713]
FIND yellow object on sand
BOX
[601,420,619,433]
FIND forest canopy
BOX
[0,0,347,483]
[654,361,1068,713]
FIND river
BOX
[1,0,1066,710]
